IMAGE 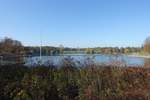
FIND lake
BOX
[24,54,150,67]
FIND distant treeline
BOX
[23,36,150,56]
[0,37,143,57]
[24,46,142,56]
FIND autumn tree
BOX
[0,37,24,54]
[59,44,64,54]
[144,37,150,53]
[0,37,24,64]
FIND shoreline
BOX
[127,54,150,59]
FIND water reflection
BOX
[24,54,150,67]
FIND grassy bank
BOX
[128,52,150,58]
[0,64,150,100]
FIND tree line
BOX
[1,37,150,56]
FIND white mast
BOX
[40,32,42,61]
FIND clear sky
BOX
[0,0,150,47]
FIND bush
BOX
[0,63,149,100]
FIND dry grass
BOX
[0,63,149,100]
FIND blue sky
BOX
[0,0,150,47]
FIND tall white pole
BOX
[40,32,42,62]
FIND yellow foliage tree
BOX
[144,37,150,53]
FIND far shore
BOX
[127,54,150,59]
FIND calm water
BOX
[25,54,150,67]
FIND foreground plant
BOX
[0,62,149,100]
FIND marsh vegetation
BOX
[0,60,149,100]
